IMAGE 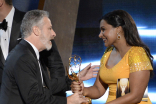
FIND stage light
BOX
[152,54,156,61]
[137,26,147,29]
[138,29,156,37]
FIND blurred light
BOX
[149,93,156,103]
[138,30,156,37]
[137,26,147,29]
[153,54,156,61]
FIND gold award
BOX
[66,55,92,104]
[66,55,81,81]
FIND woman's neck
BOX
[113,44,132,58]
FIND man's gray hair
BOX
[20,10,49,39]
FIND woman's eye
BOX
[101,28,105,32]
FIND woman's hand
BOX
[71,81,84,94]
[79,63,100,81]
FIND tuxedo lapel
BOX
[9,8,25,52]
[0,47,5,84]
[0,48,5,66]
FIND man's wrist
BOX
[67,96,72,104]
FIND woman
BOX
[72,10,154,104]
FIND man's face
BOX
[40,17,56,51]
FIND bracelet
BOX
[85,97,92,104]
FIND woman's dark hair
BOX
[5,0,12,5]
[100,10,154,78]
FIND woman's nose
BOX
[99,32,103,38]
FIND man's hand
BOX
[67,92,87,104]
[79,64,100,81]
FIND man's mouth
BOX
[50,38,54,41]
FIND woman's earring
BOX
[117,33,121,40]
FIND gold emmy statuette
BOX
[66,55,81,82]
[66,55,92,104]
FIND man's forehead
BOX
[43,17,52,25]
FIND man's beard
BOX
[40,33,52,51]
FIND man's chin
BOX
[46,44,52,51]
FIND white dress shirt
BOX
[0,6,15,60]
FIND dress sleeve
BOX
[128,47,153,73]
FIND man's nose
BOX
[52,30,56,37]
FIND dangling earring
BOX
[117,33,121,40]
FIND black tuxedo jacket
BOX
[0,8,25,86]
[0,40,71,104]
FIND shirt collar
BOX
[5,6,15,28]
[24,40,40,60]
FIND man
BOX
[0,0,25,88]
[0,0,66,93]
[0,10,91,104]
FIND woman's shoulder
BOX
[128,46,149,64]
[131,46,144,50]
[129,46,145,55]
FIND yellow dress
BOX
[99,46,153,104]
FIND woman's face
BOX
[99,19,118,47]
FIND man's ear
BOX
[32,26,41,36]
[0,0,4,7]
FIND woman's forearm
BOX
[83,86,106,99]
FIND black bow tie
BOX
[0,19,8,31]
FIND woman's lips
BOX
[103,38,106,42]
